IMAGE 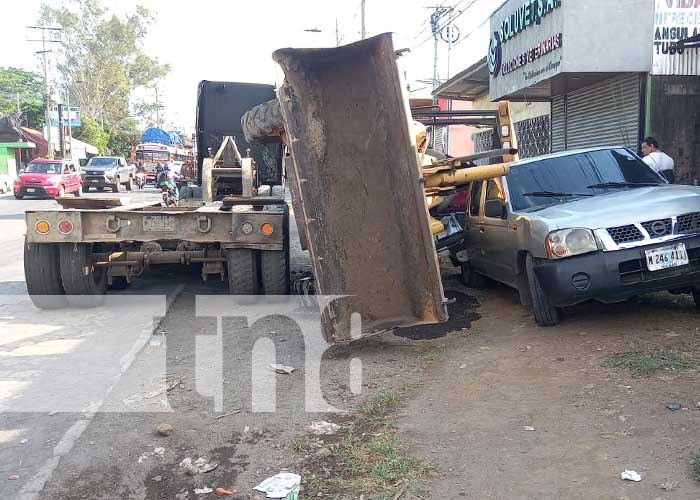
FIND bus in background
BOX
[132,127,195,184]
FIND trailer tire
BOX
[261,204,290,295]
[241,99,285,143]
[525,253,560,327]
[60,243,107,307]
[226,249,258,295]
[109,276,130,290]
[24,241,67,309]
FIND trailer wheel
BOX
[60,243,107,307]
[261,204,290,295]
[525,253,560,327]
[24,241,67,309]
[109,276,130,290]
[226,249,258,295]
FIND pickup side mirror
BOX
[484,199,507,219]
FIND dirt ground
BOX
[32,262,699,500]
[402,275,700,500]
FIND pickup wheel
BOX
[226,249,258,295]
[124,176,133,191]
[24,241,67,309]
[525,254,560,327]
[59,243,107,307]
[112,178,121,193]
[460,261,488,288]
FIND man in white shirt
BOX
[641,136,675,183]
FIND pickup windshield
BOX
[507,148,664,212]
[88,157,119,167]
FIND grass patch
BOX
[692,451,700,483]
[294,391,431,499]
[603,350,700,376]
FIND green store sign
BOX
[499,0,562,45]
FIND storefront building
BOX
[488,0,699,183]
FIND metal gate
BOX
[551,73,642,152]
[473,114,550,160]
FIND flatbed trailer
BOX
[24,196,289,308]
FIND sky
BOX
[2,0,499,130]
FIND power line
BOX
[451,11,491,48]
[410,0,479,51]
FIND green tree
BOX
[107,118,140,157]
[74,115,108,153]
[39,0,169,129]
[0,67,45,128]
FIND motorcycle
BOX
[161,186,178,206]
[135,172,146,189]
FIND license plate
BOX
[90,179,99,183]
[143,215,175,232]
[645,243,689,271]
[26,188,36,193]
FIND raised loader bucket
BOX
[273,33,448,344]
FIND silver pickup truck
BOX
[462,146,700,326]
[81,156,136,192]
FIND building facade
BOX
[487,0,699,183]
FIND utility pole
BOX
[361,0,366,39]
[428,6,450,149]
[27,25,61,158]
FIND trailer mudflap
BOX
[273,33,448,344]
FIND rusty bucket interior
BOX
[273,33,448,343]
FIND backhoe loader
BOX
[240,33,518,343]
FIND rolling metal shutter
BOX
[551,95,566,152]
[550,73,642,152]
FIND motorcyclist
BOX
[157,164,179,200]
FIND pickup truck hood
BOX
[532,185,700,230]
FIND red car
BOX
[14,158,82,199]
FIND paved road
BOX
[0,188,178,500]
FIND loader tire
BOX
[60,243,107,307]
[226,249,258,295]
[525,254,560,327]
[24,241,67,309]
[241,99,285,143]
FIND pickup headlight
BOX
[546,228,599,259]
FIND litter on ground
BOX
[621,470,642,482]
[254,472,302,498]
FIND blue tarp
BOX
[141,127,182,146]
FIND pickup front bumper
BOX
[82,175,115,188]
[534,235,700,307]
